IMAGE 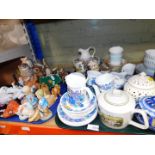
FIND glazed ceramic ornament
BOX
[2,100,19,118]
[41,84,57,107]
[109,46,124,66]
[87,58,100,71]
[20,57,33,68]
[95,89,149,130]
[78,47,96,62]
[35,89,52,121]
[73,58,86,73]
[17,102,35,121]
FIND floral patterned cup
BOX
[65,73,93,105]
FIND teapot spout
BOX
[92,85,100,97]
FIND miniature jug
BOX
[78,47,96,62]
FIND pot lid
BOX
[138,96,155,117]
[104,89,129,106]
[127,72,155,90]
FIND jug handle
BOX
[129,109,149,130]
[88,47,96,57]
[84,87,94,100]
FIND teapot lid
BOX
[104,89,129,106]
[127,72,155,90]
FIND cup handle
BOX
[89,47,96,57]
[84,87,94,100]
[129,109,149,130]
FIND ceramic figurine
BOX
[39,74,62,89]
[25,74,40,91]
[20,57,34,68]
[0,84,24,105]
[18,64,33,82]
[2,100,19,118]
[17,101,36,121]
[35,89,52,121]
[41,84,57,107]
[58,68,68,82]
[51,84,61,98]
[73,58,86,73]
[42,58,52,76]
[33,65,44,78]
[22,86,38,108]
[78,47,96,62]
[87,58,100,71]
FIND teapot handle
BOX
[84,87,94,100]
[129,109,149,130]
[88,47,96,57]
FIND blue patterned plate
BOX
[57,104,98,127]
[60,92,97,113]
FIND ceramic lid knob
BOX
[104,89,129,106]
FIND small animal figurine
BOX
[20,57,34,68]
[2,100,19,118]
[87,59,99,71]
[40,84,57,107]
[17,101,35,121]
[51,84,61,98]
[22,86,38,108]
[58,68,68,82]
[25,74,40,91]
[35,89,52,121]
[43,58,52,76]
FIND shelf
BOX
[0,44,32,63]
[0,117,124,135]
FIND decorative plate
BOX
[60,92,97,113]
[57,104,98,127]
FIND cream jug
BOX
[78,47,96,62]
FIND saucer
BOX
[57,104,98,127]
[60,92,97,113]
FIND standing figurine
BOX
[51,84,61,98]
[22,86,38,108]
[35,89,52,121]
[20,57,34,68]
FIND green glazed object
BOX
[39,74,62,89]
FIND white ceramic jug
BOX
[78,47,96,62]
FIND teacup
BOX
[144,49,155,70]
[87,70,102,86]
[94,73,115,92]
[109,46,124,66]
[65,73,94,104]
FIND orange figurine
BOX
[2,100,19,118]
[51,84,61,98]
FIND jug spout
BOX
[92,85,100,97]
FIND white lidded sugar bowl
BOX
[124,72,155,101]
[94,88,149,130]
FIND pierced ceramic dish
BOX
[124,72,155,100]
